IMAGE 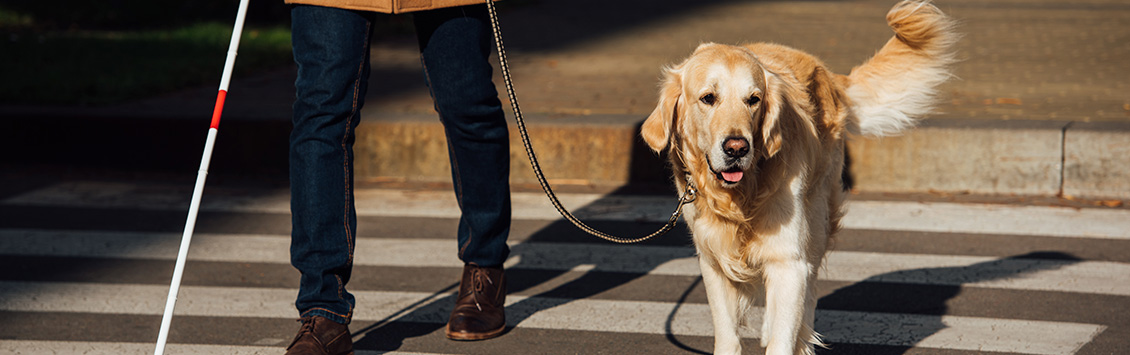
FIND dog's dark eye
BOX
[747,95,761,106]
[700,93,716,106]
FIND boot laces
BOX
[470,267,494,312]
[287,316,318,349]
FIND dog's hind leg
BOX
[699,257,744,355]
[761,259,816,355]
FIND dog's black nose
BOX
[723,137,749,158]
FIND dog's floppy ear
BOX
[758,68,800,159]
[641,66,683,153]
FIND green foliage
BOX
[0,0,290,30]
[0,10,292,105]
[0,0,292,105]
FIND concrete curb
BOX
[2,110,1126,199]
[354,114,1130,199]
[353,112,667,187]
[848,119,1130,199]
[848,119,1068,197]
[1063,122,1130,199]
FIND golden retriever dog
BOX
[640,1,958,354]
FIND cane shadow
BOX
[810,251,1083,354]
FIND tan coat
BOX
[284,0,488,14]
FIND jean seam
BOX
[339,20,369,268]
[330,18,368,315]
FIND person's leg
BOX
[415,4,512,269]
[414,4,512,341]
[288,5,372,353]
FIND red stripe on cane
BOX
[210,90,227,129]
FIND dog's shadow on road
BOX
[811,250,1082,354]
[657,251,1085,355]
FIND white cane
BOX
[154,0,250,353]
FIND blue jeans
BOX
[289,4,512,325]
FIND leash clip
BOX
[680,185,697,204]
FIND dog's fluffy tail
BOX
[845,0,959,137]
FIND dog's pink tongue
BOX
[721,170,744,183]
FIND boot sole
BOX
[444,324,505,341]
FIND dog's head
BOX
[642,43,796,189]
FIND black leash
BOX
[484,0,696,244]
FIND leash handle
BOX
[484,0,694,244]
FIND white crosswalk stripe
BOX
[3,230,1129,295]
[0,181,1126,354]
[7,181,1130,239]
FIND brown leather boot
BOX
[446,263,507,341]
[285,316,353,355]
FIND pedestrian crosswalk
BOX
[0,281,1107,355]
[1,180,1128,354]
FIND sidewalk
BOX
[2,0,1128,199]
